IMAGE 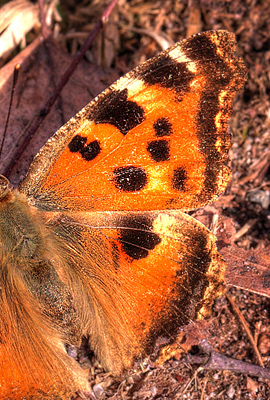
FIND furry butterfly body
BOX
[0,30,246,399]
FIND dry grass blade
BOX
[0,0,39,62]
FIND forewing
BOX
[20,31,246,212]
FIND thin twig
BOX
[38,0,51,39]
[195,340,270,379]
[226,293,264,367]
[0,64,20,161]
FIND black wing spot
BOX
[153,117,173,137]
[113,166,147,192]
[80,140,101,161]
[91,88,145,135]
[68,135,87,152]
[172,167,188,191]
[137,54,194,97]
[119,216,161,260]
[147,139,170,162]
[68,135,101,161]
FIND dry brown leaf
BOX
[222,245,270,298]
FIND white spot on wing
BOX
[168,47,197,73]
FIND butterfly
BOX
[0,30,246,399]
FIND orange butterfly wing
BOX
[49,209,226,373]
[0,30,247,399]
[20,30,246,212]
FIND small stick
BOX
[38,0,51,40]
[226,293,264,367]
[0,64,20,161]
[195,339,270,380]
